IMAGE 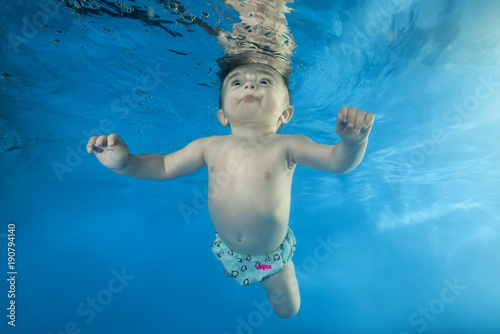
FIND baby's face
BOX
[219,64,291,130]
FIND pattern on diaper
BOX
[212,227,296,286]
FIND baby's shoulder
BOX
[192,135,231,151]
[274,133,311,147]
[199,134,227,145]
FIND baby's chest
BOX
[206,140,288,177]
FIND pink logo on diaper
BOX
[257,264,271,271]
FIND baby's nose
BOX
[244,82,256,89]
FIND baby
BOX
[86,63,375,318]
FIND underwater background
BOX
[1,0,500,333]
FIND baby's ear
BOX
[280,106,294,124]
[217,109,229,127]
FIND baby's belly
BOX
[208,192,291,255]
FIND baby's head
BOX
[217,62,293,133]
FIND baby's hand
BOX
[86,133,129,171]
[335,106,375,146]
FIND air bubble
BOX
[183,12,195,23]
[115,1,133,13]
[168,3,178,14]
[201,12,209,19]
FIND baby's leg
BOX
[222,265,232,277]
[260,260,300,318]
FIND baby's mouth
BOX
[242,95,258,102]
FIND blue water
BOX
[1,0,500,333]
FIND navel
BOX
[264,171,271,179]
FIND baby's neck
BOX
[230,124,278,139]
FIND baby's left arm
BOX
[287,106,374,174]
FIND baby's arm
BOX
[288,106,374,174]
[86,133,206,181]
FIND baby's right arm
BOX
[86,133,207,181]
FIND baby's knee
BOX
[274,300,300,319]
[268,288,300,319]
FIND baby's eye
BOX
[232,81,241,87]
[260,79,271,85]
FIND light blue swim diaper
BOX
[211,226,296,286]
